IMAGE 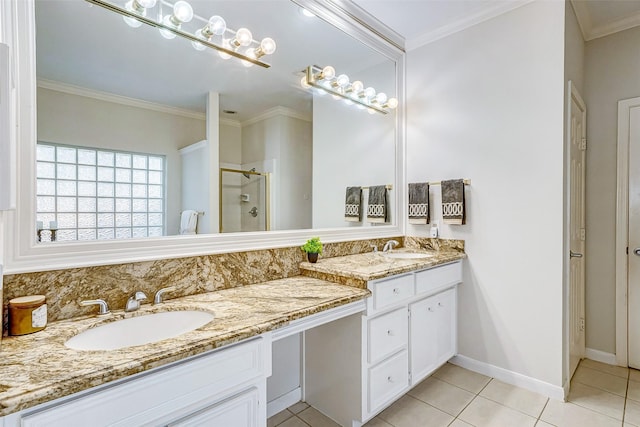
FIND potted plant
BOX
[301,237,323,263]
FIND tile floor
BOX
[267,359,640,427]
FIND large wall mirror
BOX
[3,0,405,273]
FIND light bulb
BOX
[386,98,399,109]
[191,29,206,51]
[336,74,350,88]
[172,1,193,23]
[123,0,144,27]
[242,47,256,67]
[363,87,376,99]
[375,92,388,104]
[159,21,176,39]
[350,80,363,97]
[260,38,276,55]
[320,65,335,80]
[368,108,376,115]
[218,39,232,59]
[233,28,253,47]
[207,15,226,36]
[301,8,315,17]
[137,0,156,7]
[300,76,311,89]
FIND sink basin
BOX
[65,310,215,351]
[382,252,434,260]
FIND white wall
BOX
[406,0,566,387]
[37,88,205,235]
[312,91,395,229]
[220,122,241,165]
[584,26,640,354]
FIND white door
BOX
[568,81,586,378]
[627,100,640,368]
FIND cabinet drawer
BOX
[415,262,462,295]
[372,274,414,312]
[368,308,408,365]
[368,351,409,413]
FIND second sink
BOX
[65,310,215,351]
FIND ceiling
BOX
[353,0,640,47]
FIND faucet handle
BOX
[80,299,111,316]
[154,286,177,305]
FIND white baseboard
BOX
[450,355,565,401]
[267,387,302,418]
[585,348,618,366]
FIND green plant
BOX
[301,237,323,254]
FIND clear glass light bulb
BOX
[351,80,363,96]
[242,47,256,67]
[336,74,349,87]
[208,15,226,35]
[173,1,193,23]
[235,28,253,47]
[137,0,157,7]
[386,98,399,109]
[364,87,376,99]
[260,38,277,55]
[300,76,311,89]
[191,29,206,50]
[321,66,335,80]
[375,92,388,104]
[219,39,232,59]
[159,18,177,39]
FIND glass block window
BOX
[36,142,165,242]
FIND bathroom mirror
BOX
[4,0,405,272]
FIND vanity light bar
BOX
[84,0,275,68]
[302,65,398,115]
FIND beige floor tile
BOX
[572,366,628,396]
[458,396,536,427]
[379,395,454,427]
[288,401,311,414]
[535,421,555,427]
[268,409,294,427]
[581,359,629,379]
[540,399,621,427]
[432,363,491,394]
[630,369,640,383]
[408,376,475,416]
[629,380,640,402]
[298,407,340,427]
[278,417,310,427]
[363,417,393,427]
[568,381,625,420]
[449,419,474,426]
[480,379,548,418]
[625,398,640,426]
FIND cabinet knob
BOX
[393,288,400,294]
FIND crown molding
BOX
[241,106,312,127]
[571,0,640,41]
[37,79,206,121]
[406,0,534,51]
[220,117,241,128]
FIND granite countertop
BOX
[0,277,370,417]
[300,248,466,288]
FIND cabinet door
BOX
[409,288,456,385]
[169,387,260,427]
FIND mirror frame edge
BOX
[3,0,407,275]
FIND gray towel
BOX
[408,182,429,224]
[441,179,465,225]
[345,187,362,222]
[367,185,388,223]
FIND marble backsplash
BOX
[404,236,465,252]
[2,237,404,323]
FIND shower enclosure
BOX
[219,167,270,233]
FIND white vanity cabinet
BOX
[2,336,271,427]
[305,261,462,427]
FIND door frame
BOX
[615,96,640,367]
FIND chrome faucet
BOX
[125,291,147,312]
[382,240,399,252]
[80,299,111,316]
[154,286,177,305]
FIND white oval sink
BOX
[382,252,434,260]
[65,310,215,351]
